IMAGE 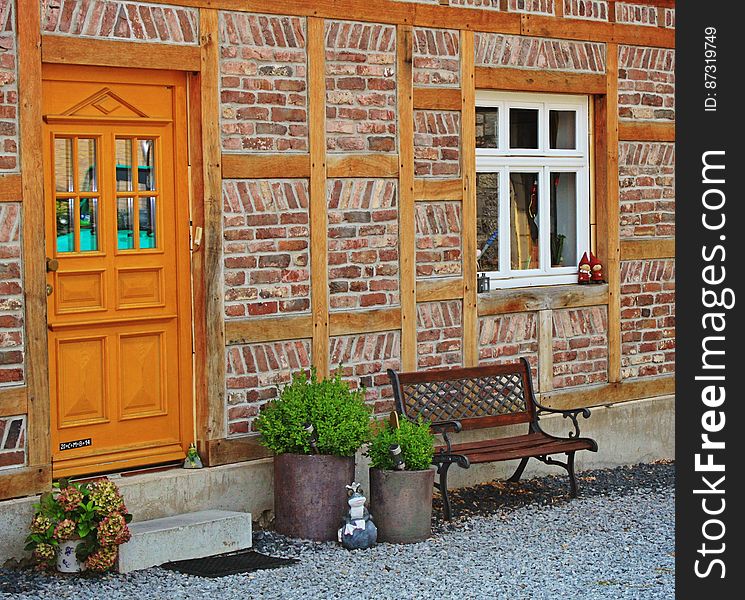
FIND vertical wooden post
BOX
[397,25,416,372]
[199,9,227,441]
[17,0,51,472]
[308,18,329,377]
[460,30,478,367]
[538,309,554,393]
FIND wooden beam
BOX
[326,154,399,178]
[225,315,314,345]
[41,34,201,71]
[414,178,463,202]
[398,25,417,372]
[478,283,609,316]
[620,238,675,261]
[538,310,553,393]
[540,374,675,410]
[475,66,606,95]
[461,30,478,368]
[0,174,22,202]
[413,87,461,111]
[201,436,272,467]
[416,277,463,303]
[221,153,311,179]
[308,18,329,377]
[329,307,402,337]
[618,121,675,142]
[0,386,26,417]
[200,9,227,441]
[0,465,51,501]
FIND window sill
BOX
[477,282,609,316]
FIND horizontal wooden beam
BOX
[618,121,675,142]
[413,87,461,111]
[416,277,463,303]
[225,314,314,345]
[414,178,463,202]
[326,154,399,178]
[0,464,51,501]
[200,436,272,467]
[620,238,675,261]
[478,283,609,316]
[329,307,401,337]
[41,35,201,71]
[475,66,606,94]
[0,174,22,202]
[221,153,311,179]
[0,386,27,417]
[540,374,674,410]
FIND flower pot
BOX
[56,539,85,573]
[274,453,355,541]
[369,467,435,544]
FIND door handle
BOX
[46,257,59,272]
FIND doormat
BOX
[160,550,298,578]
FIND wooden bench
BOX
[387,358,598,520]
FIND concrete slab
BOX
[117,510,252,573]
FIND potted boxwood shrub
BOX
[256,368,371,541]
[366,416,435,544]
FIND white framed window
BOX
[475,91,590,289]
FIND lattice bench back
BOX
[387,359,537,430]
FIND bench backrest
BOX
[387,359,537,430]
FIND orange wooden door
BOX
[42,65,193,478]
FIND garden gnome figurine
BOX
[578,252,591,284]
[338,482,377,550]
[183,443,203,469]
[589,252,605,283]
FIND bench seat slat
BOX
[436,433,594,464]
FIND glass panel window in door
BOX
[509,108,539,150]
[550,172,577,267]
[137,139,156,191]
[476,172,499,271]
[116,138,133,191]
[509,172,540,271]
[549,110,577,150]
[139,197,157,249]
[55,138,73,193]
[77,138,98,192]
[117,197,135,250]
[56,198,75,253]
[79,197,99,252]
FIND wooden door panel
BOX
[118,329,168,419]
[55,269,107,313]
[56,336,108,428]
[116,267,164,309]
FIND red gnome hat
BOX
[589,252,604,283]
[578,252,591,284]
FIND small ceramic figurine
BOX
[338,482,377,550]
[578,252,591,284]
[183,444,203,469]
[589,252,605,284]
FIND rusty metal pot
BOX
[368,467,435,544]
[274,453,355,541]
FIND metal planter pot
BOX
[274,453,355,541]
[369,467,435,544]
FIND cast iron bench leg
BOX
[507,457,529,483]
[567,451,578,498]
[436,461,454,521]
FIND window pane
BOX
[117,197,135,250]
[54,138,73,193]
[56,198,74,253]
[116,139,133,192]
[79,198,99,252]
[550,172,577,267]
[139,197,157,249]
[476,172,499,271]
[137,139,156,191]
[78,138,98,192]
[475,107,499,149]
[549,110,577,150]
[509,172,539,270]
[509,108,538,149]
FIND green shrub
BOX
[256,369,372,457]
[366,417,435,471]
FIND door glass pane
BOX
[79,197,98,252]
[56,198,75,253]
[137,139,156,191]
[509,108,539,149]
[54,138,73,193]
[139,197,157,249]
[549,110,577,150]
[476,172,499,271]
[476,107,499,149]
[78,138,98,192]
[509,172,539,271]
[116,139,133,191]
[117,197,135,250]
[550,172,577,267]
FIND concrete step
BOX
[117,509,252,573]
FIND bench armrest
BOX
[431,420,462,454]
[533,402,592,440]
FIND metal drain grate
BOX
[160,550,298,578]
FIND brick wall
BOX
[327,179,399,311]
[478,313,539,383]
[325,20,397,153]
[620,259,675,379]
[417,301,463,370]
[0,415,24,469]
[508,0,554,14]
[449,0,500,10]
[415,201,462,278]
[413,27,460,87]
[615,2,658,27]
[563,0,608,21]
[414,110,461,177]
[0,203,23,387]
[226,340,312,435]
[475,33,606,73]
[619,142,674,239]
[223,180,310,318]
[552,306,608,389]
[219,12,308,152]
[0,0,17,172]
[329,331,401,415]
[618,45,675,121]
[41,0,198,43]
[663,8,675,29]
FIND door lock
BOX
[46,284,53,296]
[46,257,59,273]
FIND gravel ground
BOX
[0,462,674,600]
